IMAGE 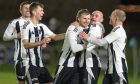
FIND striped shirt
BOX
[58,25,86,67]
[104,25,128,74]
[3,17,28,61]
[79,23,105,68]
[87,25,128,73]
[22,20,54,67]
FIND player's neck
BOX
[30,17,38,26]
[113,22,122,28]
[21,16,30,21]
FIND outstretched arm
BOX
[50,33,65,41]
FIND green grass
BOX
[0,72,18,84]
[98,71,140,84]
[0,64,140,84]
[0,64,17,84]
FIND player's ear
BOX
[100,18,103,23]
[32,10,36,15]
[77,18,80,22]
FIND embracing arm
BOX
[80,31,119,47]
[68,25,87,53]
[87,36,108,46]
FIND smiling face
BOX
[78,13,91,28]
[20,3,30,18]
[29,2,44,22]
[91,11,103,24]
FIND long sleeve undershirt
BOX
[87,36,108,46]
[67,25,86,53]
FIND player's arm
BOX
[68,25,87,53]
[87,36,108,46]
[80,31,119,46]
[22,38,50,49]
[22,24,50,49]
[87,25,103,47]
[3,20,18,41]
[49,33,65,41]
[42,24,65,41]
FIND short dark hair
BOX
[76,9,90,21]
[29,2,44,16]
[20,1,30,10]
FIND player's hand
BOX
[42,37,51,44]
[96,36,101,39]
[79,32,89,41]
[41,44,47,48]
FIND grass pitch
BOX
[0,64,139,84]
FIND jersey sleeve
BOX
[104,32,119,44]
[42,24,55,38]
[67,25,86,53]
[89,25,102,38]
[3,20,17,41]
[87,35,108,47]
[21,25,30,40]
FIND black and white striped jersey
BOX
[58,25,86,67]
[87,23,104,51]
[86,25,128,74]
[104,25,128,74]
[79,22,104,68]
[3,17,29,61]
[22,20,54,67]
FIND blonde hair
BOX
[76,9,90,21]
[113,9,126,22]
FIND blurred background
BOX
[0,0,140,84]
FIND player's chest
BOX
[29,28,43,40]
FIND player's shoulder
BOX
[111,26,126,37]
[112,27,119,32]
[90,24,96,28]
[112,26,125,33]
[23,21,31,29]
[9,18,20,25]
[90,23,101,31]
[38,22,45,26]
[38,22,48,27]
[38,23,49,29]
[67,25,78,31]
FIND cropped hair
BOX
[76,9,90,21]
[113,9,126,22]
[29,2,44,16]
[20,1,30,10]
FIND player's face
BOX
[91,11,103,24]
[34,6,44,21]
[109,12,116,26]
[20,4,30,18]
[78,14,90,28]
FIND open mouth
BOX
[91,19,95,22]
